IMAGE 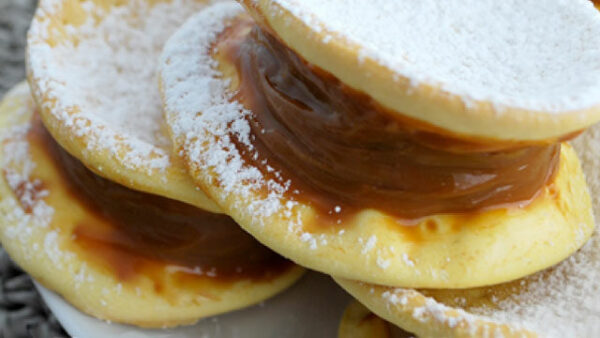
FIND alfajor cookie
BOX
[26,0,220,211]
[335,123,600,337]
[0,82,303,327]
[159,2,595,288]
[242,0,600,142]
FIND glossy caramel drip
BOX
[218,20,560,221]
[28,118,291,282]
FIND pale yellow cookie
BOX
[159,3,594,288]
[334,123,600,337]
[26,0,220,212]
[0,82,304,328]
[241,0,600,142]
[338,300,415,338]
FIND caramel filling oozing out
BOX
[20,117,292,287]
[216,18,561,222]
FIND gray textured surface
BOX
[0,0,68,337]
[0,0,35,94]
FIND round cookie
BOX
[0,82,304,328]
[159,2,594,288]
[241,0,600,142]
[334,123,600,337]
[26,0,220,212]
[338,301,414,338]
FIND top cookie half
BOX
[243,0,600,142]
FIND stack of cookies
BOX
[3,0,304,328]
[2,0,600,336]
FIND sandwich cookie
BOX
[242,0,600,142]
[0,82,303,327]
[27,0,220,211]
[159,1,596,288]
[334,124,600,337]
[338,301,414,338]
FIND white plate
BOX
[35,272,351,338]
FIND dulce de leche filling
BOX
[218,19,561,221]
[29,119,291,283]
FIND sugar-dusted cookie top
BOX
[243,0,600,141]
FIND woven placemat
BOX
[0,1,69,337]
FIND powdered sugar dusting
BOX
[27,0,208,173]
[0,87,70,273]
[272,0,600,113]
[361,235,377,254]
[161,3,300,230]
[381,288,487,334]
